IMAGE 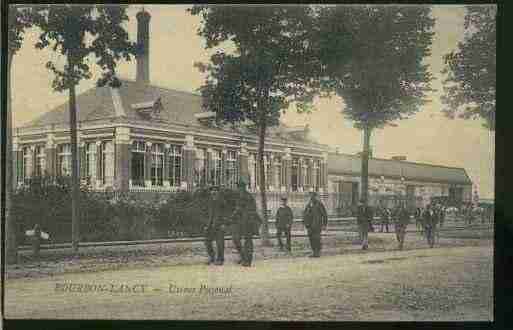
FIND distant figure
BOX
[275,196,294,252]
[422,204,437,248]
[303,192,328,258]
[231,180,261,267]
[380,207,391,233]
[415,207,424,234]
[204,186,227,265]
[395,203,410,250]
[357,200,373,250]
[32,224,42,258]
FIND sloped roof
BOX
[328,153,472,185]
[24,79,316,144]
[26,79,203,127]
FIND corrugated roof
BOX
[328,153,472,185]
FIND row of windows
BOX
[17,141,324,191]
[18,142,115,186]
[192,148,238,188]
[248,154,322,192]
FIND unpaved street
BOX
[5,243,492,321]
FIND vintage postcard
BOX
[3,4,494,321]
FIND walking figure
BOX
[357,200,373,250]
[422,204,437,248]
[303,192,328,258]
[231,180,261,267]
[275,196,293,252]
[415,207,424,234]
[394,203,410,250]
[204,186,227,265]
[380,206,391,233]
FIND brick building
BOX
[13,9,472,216]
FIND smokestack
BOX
[136,9,151,84]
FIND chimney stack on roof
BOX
[136,9,151,84]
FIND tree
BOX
[189,5,320,245]
[5,5,44,264]
[441,5,496,131]
[317,5,435,207]
[33,5,135,252]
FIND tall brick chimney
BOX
[136,9,151,84]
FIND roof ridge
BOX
[328,152,468,171]
[118,79,201,97]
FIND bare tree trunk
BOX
[69,82,80,253]
[6,51,18,264]
[258,119,271,246]
[361,125,372,208]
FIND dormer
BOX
[194,111,216,126]
[131,97,163,119]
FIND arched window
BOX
[274,156,282,189]
[100,141,114,187]
[85,142,97,184]
[226,150,239,188]
[291,157,299,192]
[194,147,207,187]
[131,141,145,187]
[151,143,164,186]
[314,159,321,191]
[168,145,182,187]
[249,153,257,191]
[57,144,71,177]
[34,146,45,177]
[210,149,222,186]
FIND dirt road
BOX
[5,243,493,321]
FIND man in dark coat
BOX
[394,203,410,250]
[422,203,437,248]
[357,200,373,250]
[275,196,294,252]
[303,192,328,257]
[231,180,261,267]
[380,206,391,233]
[204,186,228,265]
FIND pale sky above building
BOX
[10,4,495,198]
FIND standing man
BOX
[303,192,328,258]
[357,200,373,250]
[231,180,261,267]
[395,203,410,250]
[422,203,436,248]
[380,206,391,233]
[275,196,294,252]
[204,186,227,265]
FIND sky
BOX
[10,5,495,199]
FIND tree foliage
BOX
[190,5,320,127]
[189,5,321,243]
[34,5,136,90]
[316,5,435,206]
[32,4,136,251]
[441,5,496,130]
[318,5,435,130]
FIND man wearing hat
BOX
[357,199,373,250]
[204,186,227,265]
[394,202,410,250]
[275,195,294,252]
[303,191,328,257]
[231,179,261,266]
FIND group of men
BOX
[203,181,329,267]
[414,203,446,248]
[203,181,261,267]
[357,201,411,250]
